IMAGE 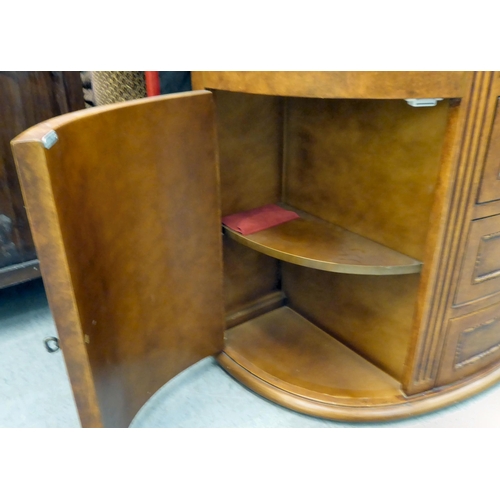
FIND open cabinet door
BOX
[11,91,224,427]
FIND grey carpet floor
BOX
[1,279,499,428]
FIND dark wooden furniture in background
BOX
[11,72,500,427]
[0,71,84,288]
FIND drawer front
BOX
[454,214,500,306]
[437,301,500,385]
[478,98,500,204]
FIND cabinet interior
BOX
[214,89,452,389]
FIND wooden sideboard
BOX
[0,71,84,288]
[11,71,500,427]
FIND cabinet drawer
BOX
[438,301,500,385]
[477,98,500,203]
[454,214,500,306]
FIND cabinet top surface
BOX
[193,71,472,99]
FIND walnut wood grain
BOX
[284,97,450,261]
[218,344,500,421]
[214,90,283,216]
[424,73,500,394]
[12,92,224,427]
[223,307,403,401]
[10,139,102,427]
[405,72,498,394]
[214,90,284,323]
[282,264,419,381]
[224,204,422,275]
[221,304,500,419]
[12,71,500,425]
[222,227,281,320]
[403,72,487,394]
[224,290,285,330]
[194,72,469,99]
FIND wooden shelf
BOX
[223,205,422,275]
[223,307,403,402]
[220,306,500,421]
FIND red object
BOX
[145,71,160,97]
[222,204,300,236]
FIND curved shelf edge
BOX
[223,206,422,276]
[217,351,500,422]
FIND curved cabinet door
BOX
[11,91,224,427]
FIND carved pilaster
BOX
[404,72,497,394]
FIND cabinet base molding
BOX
[218,346,500,422]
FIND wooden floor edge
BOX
[216,351,500,422]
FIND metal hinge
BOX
[405,98,443,107]
[40,130,58,149]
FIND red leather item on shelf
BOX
[222,204,300,235]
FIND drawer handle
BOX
[44,337,60,353]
